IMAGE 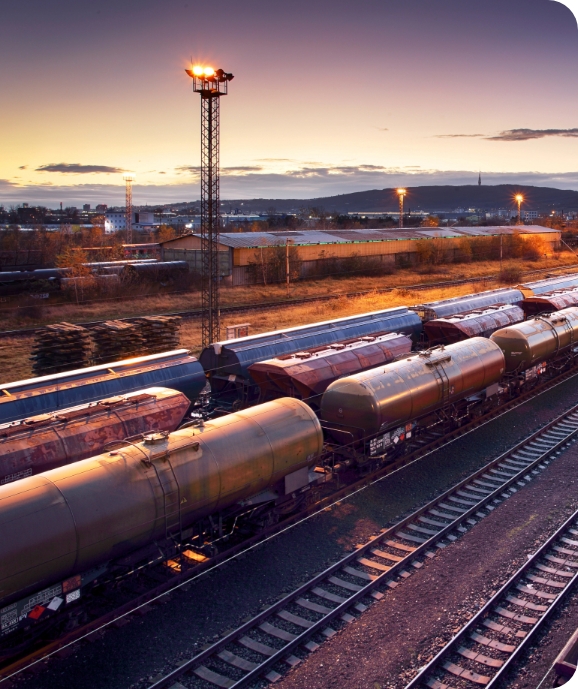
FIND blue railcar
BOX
[0,350,205,424]
[411,288,525,322]
[200,307,422,396]
[521,274,578,296]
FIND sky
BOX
[2,0,578,207]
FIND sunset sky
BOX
[2,0,578,206]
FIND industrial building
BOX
[160,226,561,286]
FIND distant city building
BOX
[104,210,157,233]
[96,204,108,212]
[523,210,539,220]
[83,204,91,212]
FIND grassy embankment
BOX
[0,253,576,385]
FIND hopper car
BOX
[411,287,524,322]
[249,332,412,407]
[423,304,524,345]
[0,350,205,424]
[199,306,422,402]
[0,398,323,642]
[521,287,578,316]
[518,274,578,296]
[0,387,190,485]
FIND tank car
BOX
[522,288,578,317]
[424,304,524,345]
[0,350,206,424]
[321,337,505,457]
[249,332,412,408]
[200,307,422,400]
[0,387,190,485]
[410,287,524,322]
[0,398,323,637]
[490,306,578,373]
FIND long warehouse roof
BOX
[176,225,558,249]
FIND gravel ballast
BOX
[274,442,578,689]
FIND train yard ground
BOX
[1,253,577,383]
[9,352,578,689]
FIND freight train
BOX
[1,308,578,645]
[0,260,189,297]
[3,273,578,648]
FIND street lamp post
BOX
[397,188,407,230]
[515,194,524,226]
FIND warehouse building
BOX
[160,226,561,287]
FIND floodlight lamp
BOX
[192,65,204,77]
[203,67,215,77]
[515,194,524,203]
[397,188,407,196]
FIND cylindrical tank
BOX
[0,398,323,606]
[490,307,578,372]
[321,337,505,441]
[0,387,190,484]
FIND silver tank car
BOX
[321,337,505,442]
[490,306,578,372]
[0,398,323,607]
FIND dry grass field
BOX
[0,253,577,386]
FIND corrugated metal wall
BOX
[163,248,231,277]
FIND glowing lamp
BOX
[192,65,205,76]
[203,67,215,77]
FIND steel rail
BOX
[404,508,578,689]
[144,402,578,689]
[2,262,577,341]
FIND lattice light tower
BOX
[124,175,134,244]
[185,65,234,347]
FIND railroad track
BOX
[404,508,578,689]
[142,403,578,689]
[1,262,577,341]
[3,364,578,684]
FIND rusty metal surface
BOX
[0,387,190,485]
[0,398,323,607]
[248,332,412,407]
[321,337,505,440]
[522,287,578,316]
[424,305,524,345]
[491,306,578,372]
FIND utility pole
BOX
[124,175,134,244]
[286,238,294,296]
[186,65,234,347]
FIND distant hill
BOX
[220,185,578,214]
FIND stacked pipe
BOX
[30,322,91,375]
[134,316,181,354]
[90,320,144,363]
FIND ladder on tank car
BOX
[425,354,452,406]
[148,455,183,544]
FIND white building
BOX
[105,211,156,233]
